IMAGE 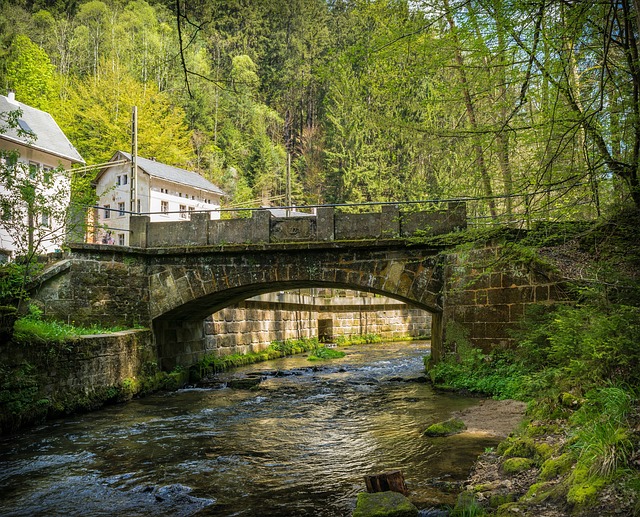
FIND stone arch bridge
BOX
[32,204,564,369]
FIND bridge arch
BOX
[149,245,444,368]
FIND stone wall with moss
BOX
[440,244,570,358]
[0,330,186,435]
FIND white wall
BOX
[0,142,72,258]
[95,163,222,246]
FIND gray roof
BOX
[265,207,314,217]
[0,93,85,164]
[118,151,225,196]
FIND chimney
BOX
[7,90,17,104]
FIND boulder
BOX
[353,491,418,517]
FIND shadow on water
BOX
[0,341,504,516]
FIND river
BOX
[0,341,503,516]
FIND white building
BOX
[0,92,85,261]
[93,151,225,246]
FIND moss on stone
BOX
[523,481,555,503]
[502,457,534,474]
[472,481,500,493]
[566,464,607,508]
[539,452,575,481]
[489,493,515,508]
[560,392,582,408]
[495,502,525,516]
[352,491,418,517]
[497,436,553,463]
[423,417,467,437]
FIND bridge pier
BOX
[154,319,209,371]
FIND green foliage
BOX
[0,262,27,303]
[6,34,58,110]
[451,491,485,517]
[189,337,319,381]
[57,67,195,166]
[0,362,49,433]
[307,346,346,361]
[569,386,635,478]
[335,333,381,346]
[428,341,528,400]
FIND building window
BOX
[104,204,111,219]
[118,234,125,246]
[42,166,52,181]
[41,211,50,228]
[29,161,38,179]
[179,204,187,219]
[161,201,169,214]
[122,174,128,185]
[116,175,121,186]
[118,202,125,216]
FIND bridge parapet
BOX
[130,202,466,248]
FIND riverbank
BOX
[431,209,640,517]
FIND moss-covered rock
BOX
[539,452,574,481]
[496,502,526,516]
[523,481,555,503]
[497,436,553,463]
[502,457,535,474]
[489,492,516,508]
[423,417,467,437]
[352,491,418,517]
[566,464,607,508]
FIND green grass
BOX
[189,337,321,381]
[335,333,381,346]
[307,346,346,361]
[10,304,142,344]
[13,317,137,344]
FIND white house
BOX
[0,92,85,261]
[93,151,225,246]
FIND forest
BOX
[1,0,639,220]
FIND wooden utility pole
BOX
[131,106,138,214]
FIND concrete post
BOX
[189,212,210,246]
[448,201,467,230]
[381,204,400,238]
[316,207,335,241]
[251,209,271,243]
[129,215,150,248]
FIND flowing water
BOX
[0,341,501,516]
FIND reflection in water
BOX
[0,342,499,516]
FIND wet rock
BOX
[353,491,419,517]
[227,377,263,390]
[423,418,467,437]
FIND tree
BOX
[5,34,58,111]
[55,64,195,166]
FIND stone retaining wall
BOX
[206,295,432,356]
[0,330,156,433]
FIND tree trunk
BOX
[364,471,408,495]
[444,0,497,219]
